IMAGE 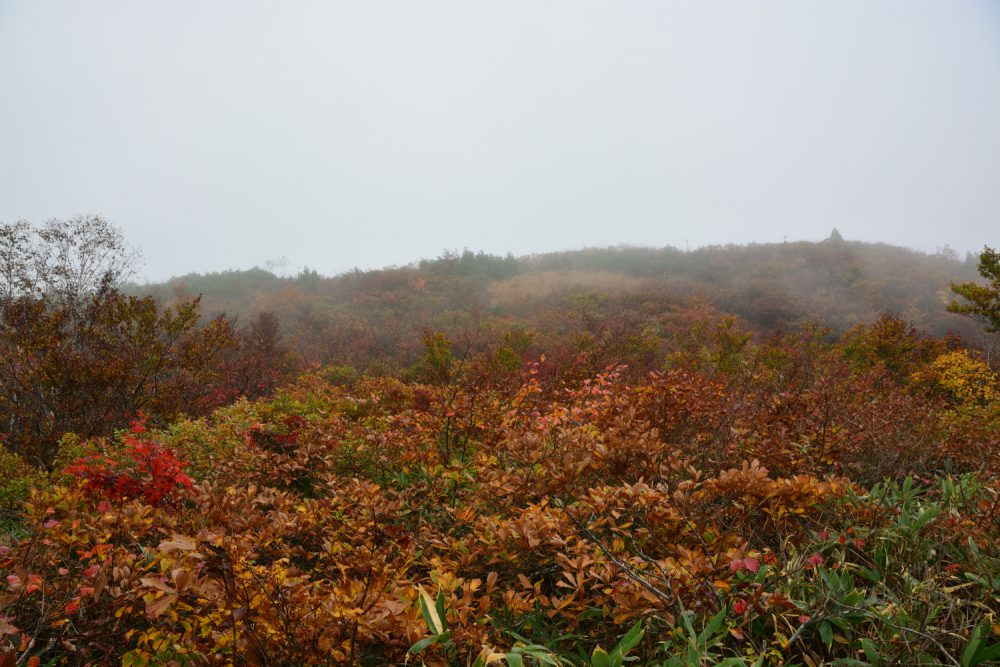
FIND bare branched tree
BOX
[0,220,34,301]
[0,215,141,306]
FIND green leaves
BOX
[961,622,1000,667]
[409,632,451,656]
[660,608,735,666]
[590,647,613,667]
[859,637,881,666]
[818,620,834,650]
[418,586,447,636]
[590,621,644,667]
[948,245,1000,333]
[410,587,452,658]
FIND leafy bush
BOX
[63,418,193,506]
[1,321,998,664]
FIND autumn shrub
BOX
[0,450,46,538]
[0,451,45,513]
[157,409,250,482]
[0,288,237,470]
[912,349,998,408]
[0,486,166,663]
[321,363,360,386]
[1,323,999,665]
[702,475,1000,665]
[840,313,952,380]
[62,418,193,507]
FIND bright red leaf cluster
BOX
[64,418,193,506]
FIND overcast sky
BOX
[1,1,998,281]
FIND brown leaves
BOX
[0,618,17,637]
[158,535,197,553]
[1,327,997,664]
[0,283,237,468]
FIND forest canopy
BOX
[137,237,984,375]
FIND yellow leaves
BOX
[913,350,998,406]
[474,646,509,665]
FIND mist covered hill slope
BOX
[135,239,986,371]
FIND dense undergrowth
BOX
[1,317,999,665]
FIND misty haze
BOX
[2,2,998,278]
[2,3,1000,665]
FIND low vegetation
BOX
[1,220,999,665]
[0,311,998,665]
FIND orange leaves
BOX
[1,328,998,664]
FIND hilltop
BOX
[136,239,984,373]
